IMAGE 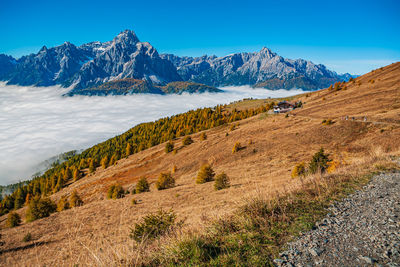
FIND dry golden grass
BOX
[0,62,399,266]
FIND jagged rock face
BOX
[70,30,182,90]
[1,29,353,92]
[2,30,182,90]
[160,47,351,89]
[0,54,17,79]
[6,42,91,87]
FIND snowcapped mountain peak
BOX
[0,30,353,92]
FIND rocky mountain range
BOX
[161,49,353,90]
[0,30,353,95]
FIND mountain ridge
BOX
[0,30,354,94]
[160,48,353,89]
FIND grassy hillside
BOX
[0,63,399,266]
[0,98,275,216]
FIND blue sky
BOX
[1,0,399,75]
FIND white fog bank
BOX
[0,83,305,184]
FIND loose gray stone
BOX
[275,171,400,266]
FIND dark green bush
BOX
[136,177,150,193]
[214,172,230,190]
[26,197,56,222]
[23,233,32,242]
[165,141,174,153]
[130,209,176,242]
[196,164,215,184]
[309,148,330,174]
[6,212,21,227]
[182,136,193,146]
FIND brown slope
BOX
[0,62,399,266]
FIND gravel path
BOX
[275,171,400,267]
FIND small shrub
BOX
[130,209,177,242]
[333,82,341,91]
[107,184,116,199]
[322,119,334,125]
[173,149,178,155]
[214,172,230,190]
[230,124,236,131]
[57,196,70,212]
[23,233,32,242]
[107,184,125,199]
[69,190,83,207]
[309,148,331,174]
[291,162,306,178]
[225,132,229,137]
[112,184,125,199]
[232,142,242,153]
[327,160,339,173]
[132,198,137,205]
[196,164,215,184]
[182,136,193,146]
[285,113,289,118]
[200,132,207,141]
[165,141,174,153]
[172,165,177,174]
[7,212,21,228]
[156,172,175,190]
[136,177,150,194]
[26,197,56,222]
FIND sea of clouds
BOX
[0,83,305,185]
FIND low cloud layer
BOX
[0,83,304,185]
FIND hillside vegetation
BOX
[0,62,399,266]
[0,100,274,216]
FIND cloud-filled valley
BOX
[0,83,305,185]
